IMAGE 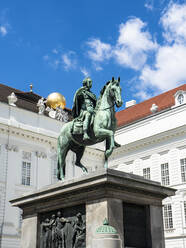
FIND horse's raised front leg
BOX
[75,146,88,173]
[105,134,114,159]
[95,128,114,158]
[57,137,69,181]
[114,140,121,147]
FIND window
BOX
[21,151,31,186]
[184,202,186,225]
[22,161,31,186]
[19,209,23,229]
[53,164,57,182]
[161,163,170,186]
[143,168,150,180]
[51,155,58,183]
[174,90,186,106]
[181,158,186,182]
[178,94,184,104]
[163,204,173,229]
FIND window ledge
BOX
[164,228,175,233]
[15,184,35,189]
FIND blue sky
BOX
[0,0,186,109]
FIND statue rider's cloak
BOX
[72,87,97,119]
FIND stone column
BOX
[150,205,165,248]
[86,198,124,248]
[21,214,38,248]
[107,198,124,247]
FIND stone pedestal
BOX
[10,168,175,248]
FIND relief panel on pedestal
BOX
[39,204,86,248]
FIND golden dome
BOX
[46,92,66,110]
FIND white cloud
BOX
[161,3,186,44]
[0,25,7,36]
[114,18,157,70]
[117,18,156,51]
[87,38,112,62]
[62,52,77,71]
[134,90,153,100]
[43,55,49,61]
[140,44,186,91]
[52,49,58,54]
[86,18,157,71]
[85,3,186,101]
[95,65,103,71]
[62,54,71,69]
[80,67,89,77]
[138,2,186,96]
[0,9,10,37]
[43,50,77,71]
[145,0,154,11]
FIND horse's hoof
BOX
[58,176,65,182]
[114,142,121,148]
[105,150,111,158]
[57,171,60,180]
[83,168,88,173]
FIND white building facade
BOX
[0,84,103,248]
[1,82,186,247]
[111,84,186,248]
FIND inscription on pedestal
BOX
[39,204,86,248]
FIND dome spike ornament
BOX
[30,84,33,92]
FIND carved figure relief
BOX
[40,208,85,248]
[72,213,86,248]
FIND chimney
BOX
[125,100,136,108]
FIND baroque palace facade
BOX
[0,83,103,248]
[0,82,186,247]
[112,84,186,248]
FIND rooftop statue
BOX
[57,77,123,181]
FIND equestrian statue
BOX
[57,77,123,180]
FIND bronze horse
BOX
[57,77,123,180]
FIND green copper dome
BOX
[96,219,118,234]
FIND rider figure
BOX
[72,77,97,141]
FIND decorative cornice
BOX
[177,145,186,150]
[84,147,104,159]
[112,125,186,159]
[125,160,134,165]
[0,123,57,147]
[158,150,169,156]
[141,155,150,160]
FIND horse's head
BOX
[109,77,123,107]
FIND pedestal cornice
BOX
[10,168,175,216]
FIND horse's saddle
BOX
[72,114,94,136]
[72,119,84,135]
